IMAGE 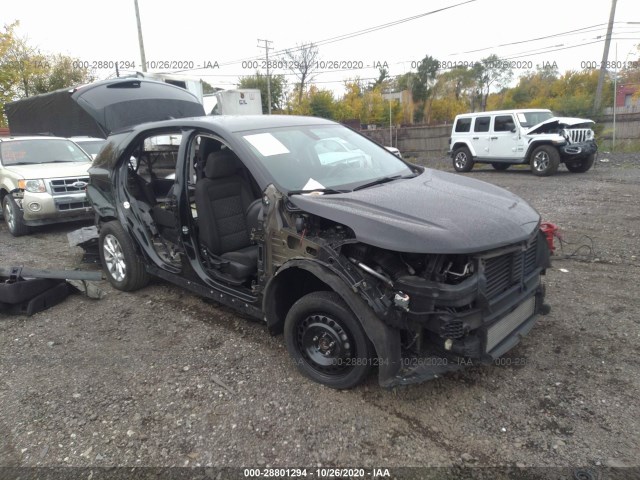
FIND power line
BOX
[450,23,608,55]
[173,0,478,72]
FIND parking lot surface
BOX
[1,153,639,472]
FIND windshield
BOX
[75,140,106,156]
[517,111,554,128]
[239,124,413,192]
[0,139,91,166]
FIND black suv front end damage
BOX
[263,181,551,388]
[332,231,550,387]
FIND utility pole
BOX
[257,39,273,114]
[593,0,617,114]
[134,0,147,72]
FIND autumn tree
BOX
[238,71,287,113]
[1,20,94,126]
[0,22,19,122]
[360,86,386,125]
[334,79,364,122]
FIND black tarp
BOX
[4,78,205,138]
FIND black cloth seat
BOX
[195,149,258,281]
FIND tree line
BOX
[243,43,635,125]
[2,28,637,129]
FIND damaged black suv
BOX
[86,87,550,389]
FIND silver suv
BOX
[0,137,94,236]
[449,109,597,176]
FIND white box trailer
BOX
[205,89,263,115]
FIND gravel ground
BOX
[1,152,639,477]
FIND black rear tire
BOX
[452,147,474,172]
[491,163,510,171]
[530,145,560,177]
[565,154,595,173]
[2,196,30,237]
[285,291,373,389]
[99,221,150,291]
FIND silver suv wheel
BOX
[4,200,15,231]
[103,233,126,282]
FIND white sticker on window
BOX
[517,113,527,123]
[244,133,290,156]
[302,178,325,192]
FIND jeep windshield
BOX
[517,111,554,128]
[0,139,91,166]
[239,124,413,192]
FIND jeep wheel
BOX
[453,147,474,172]
[285,291,373,389]
[99,221,150,291]
[2,196,29,236]
[565,154,595,173]
[491,163,510,171]
[530,145,560,177]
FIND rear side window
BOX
[454,118,472,133]
[474,117,491,132]
[494,115,515,132]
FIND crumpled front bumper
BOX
[560,140,597,159]
[380,279,548,388]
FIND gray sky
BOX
[6,0,640,95]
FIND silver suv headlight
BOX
[18,179,46,193]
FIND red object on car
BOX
[540,222,559,253]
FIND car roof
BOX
[454,109,552,118]
[115,114,339,138]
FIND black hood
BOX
[290,169,540,254]
[5,78,205,138]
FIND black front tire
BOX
[284,291,374,389]
[565,154,595,173]
[530,145,560,177]
[491,163,510,171]
[99,221,150,291]
[452,147,474,172]
[2,196,30,236]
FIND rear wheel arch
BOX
[451,141,475,157]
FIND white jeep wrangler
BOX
[449,109,597,176]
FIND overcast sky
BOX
[6,0,640,95]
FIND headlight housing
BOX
[18,179,46,193]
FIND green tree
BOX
[474,54,513,111]
[30,54,95,94]
[308,87,335,119]
[238,71,287,113]
[202,80,220,95]
[369,66,389,90]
